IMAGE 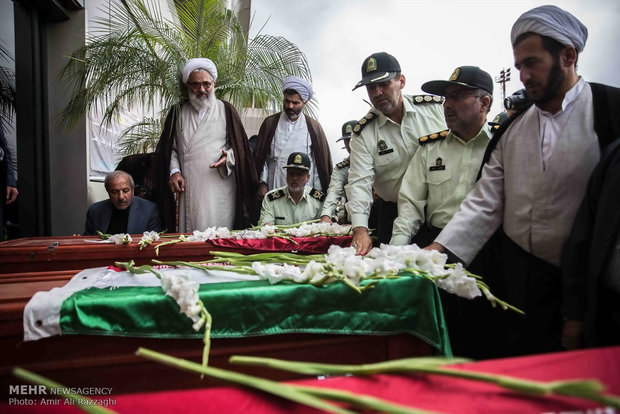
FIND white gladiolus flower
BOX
[141,231,160,243]
[260,225,278,237]
[436,263,482,299]
[109,233,132,245]
[214,227,231,238]
[303,261,327,282]
[160,273,204,330]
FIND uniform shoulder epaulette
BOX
[336,158,350,169]
[352,111,377,135]
[309,188,326,202]
[267,189,285,201]
[409,94,443,105]
[419,129,449,145]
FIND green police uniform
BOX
[320,157,349,220]
[344,95,446,230]
[390,126,491,245]
[259,185,325,226]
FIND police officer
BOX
[391,66,493,247]
[259,152,325,226]
[319,120,357,224]
[345,52,446,254]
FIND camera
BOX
[504,89,530,111]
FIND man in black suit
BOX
[84,170,163,235]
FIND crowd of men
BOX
[82,5,620,356]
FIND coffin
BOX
[0,235,352,274]
[1,236,447,398]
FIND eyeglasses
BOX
[188,81,213,90]
[444,90,483,101]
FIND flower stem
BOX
[229,355,620,408]
[136,347,355,414]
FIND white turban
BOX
[182,58,218,84]
[282,76,313,102]
[511,5,588,52]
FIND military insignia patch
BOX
[345,124,353,134]
[410,95,443,105]
[430,157,446,171]
[367,57,377,72]
[294,154,302,164]
[449,68,460,81]
[378,140,394,155]
[336,158,350,169]
[352,112,377,136]
[310,188,326,201]
[267,189,285,201]
[419,129,448,145]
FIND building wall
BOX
[46,8,89,236]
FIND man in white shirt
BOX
[154,58,258,232]
[391,66,493,247]
[427,5,620,356]
[253,76,332,197]
[346,52,446,254]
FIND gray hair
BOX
[105,170,134,191]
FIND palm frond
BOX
[58,0,314,155]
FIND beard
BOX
[285,107,302,121]
[188,88,215,113]
[526,58,565,104]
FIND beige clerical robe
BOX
[171,100,236,232]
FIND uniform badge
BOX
[345,124,352,134]
[378,140,393,155]
[366,57,377,72]
[354,124,361,133]
[359,118,367,125]
[430,157,446,171]
[415,96,424,103]
[268,189,285,201]
[294,154,302,164]
[420,129,448,146]
[449,68,460,81]
[424,95,432,102]
[365,113,374,119]
[310,188,326,201]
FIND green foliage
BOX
[59,0,314,154]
